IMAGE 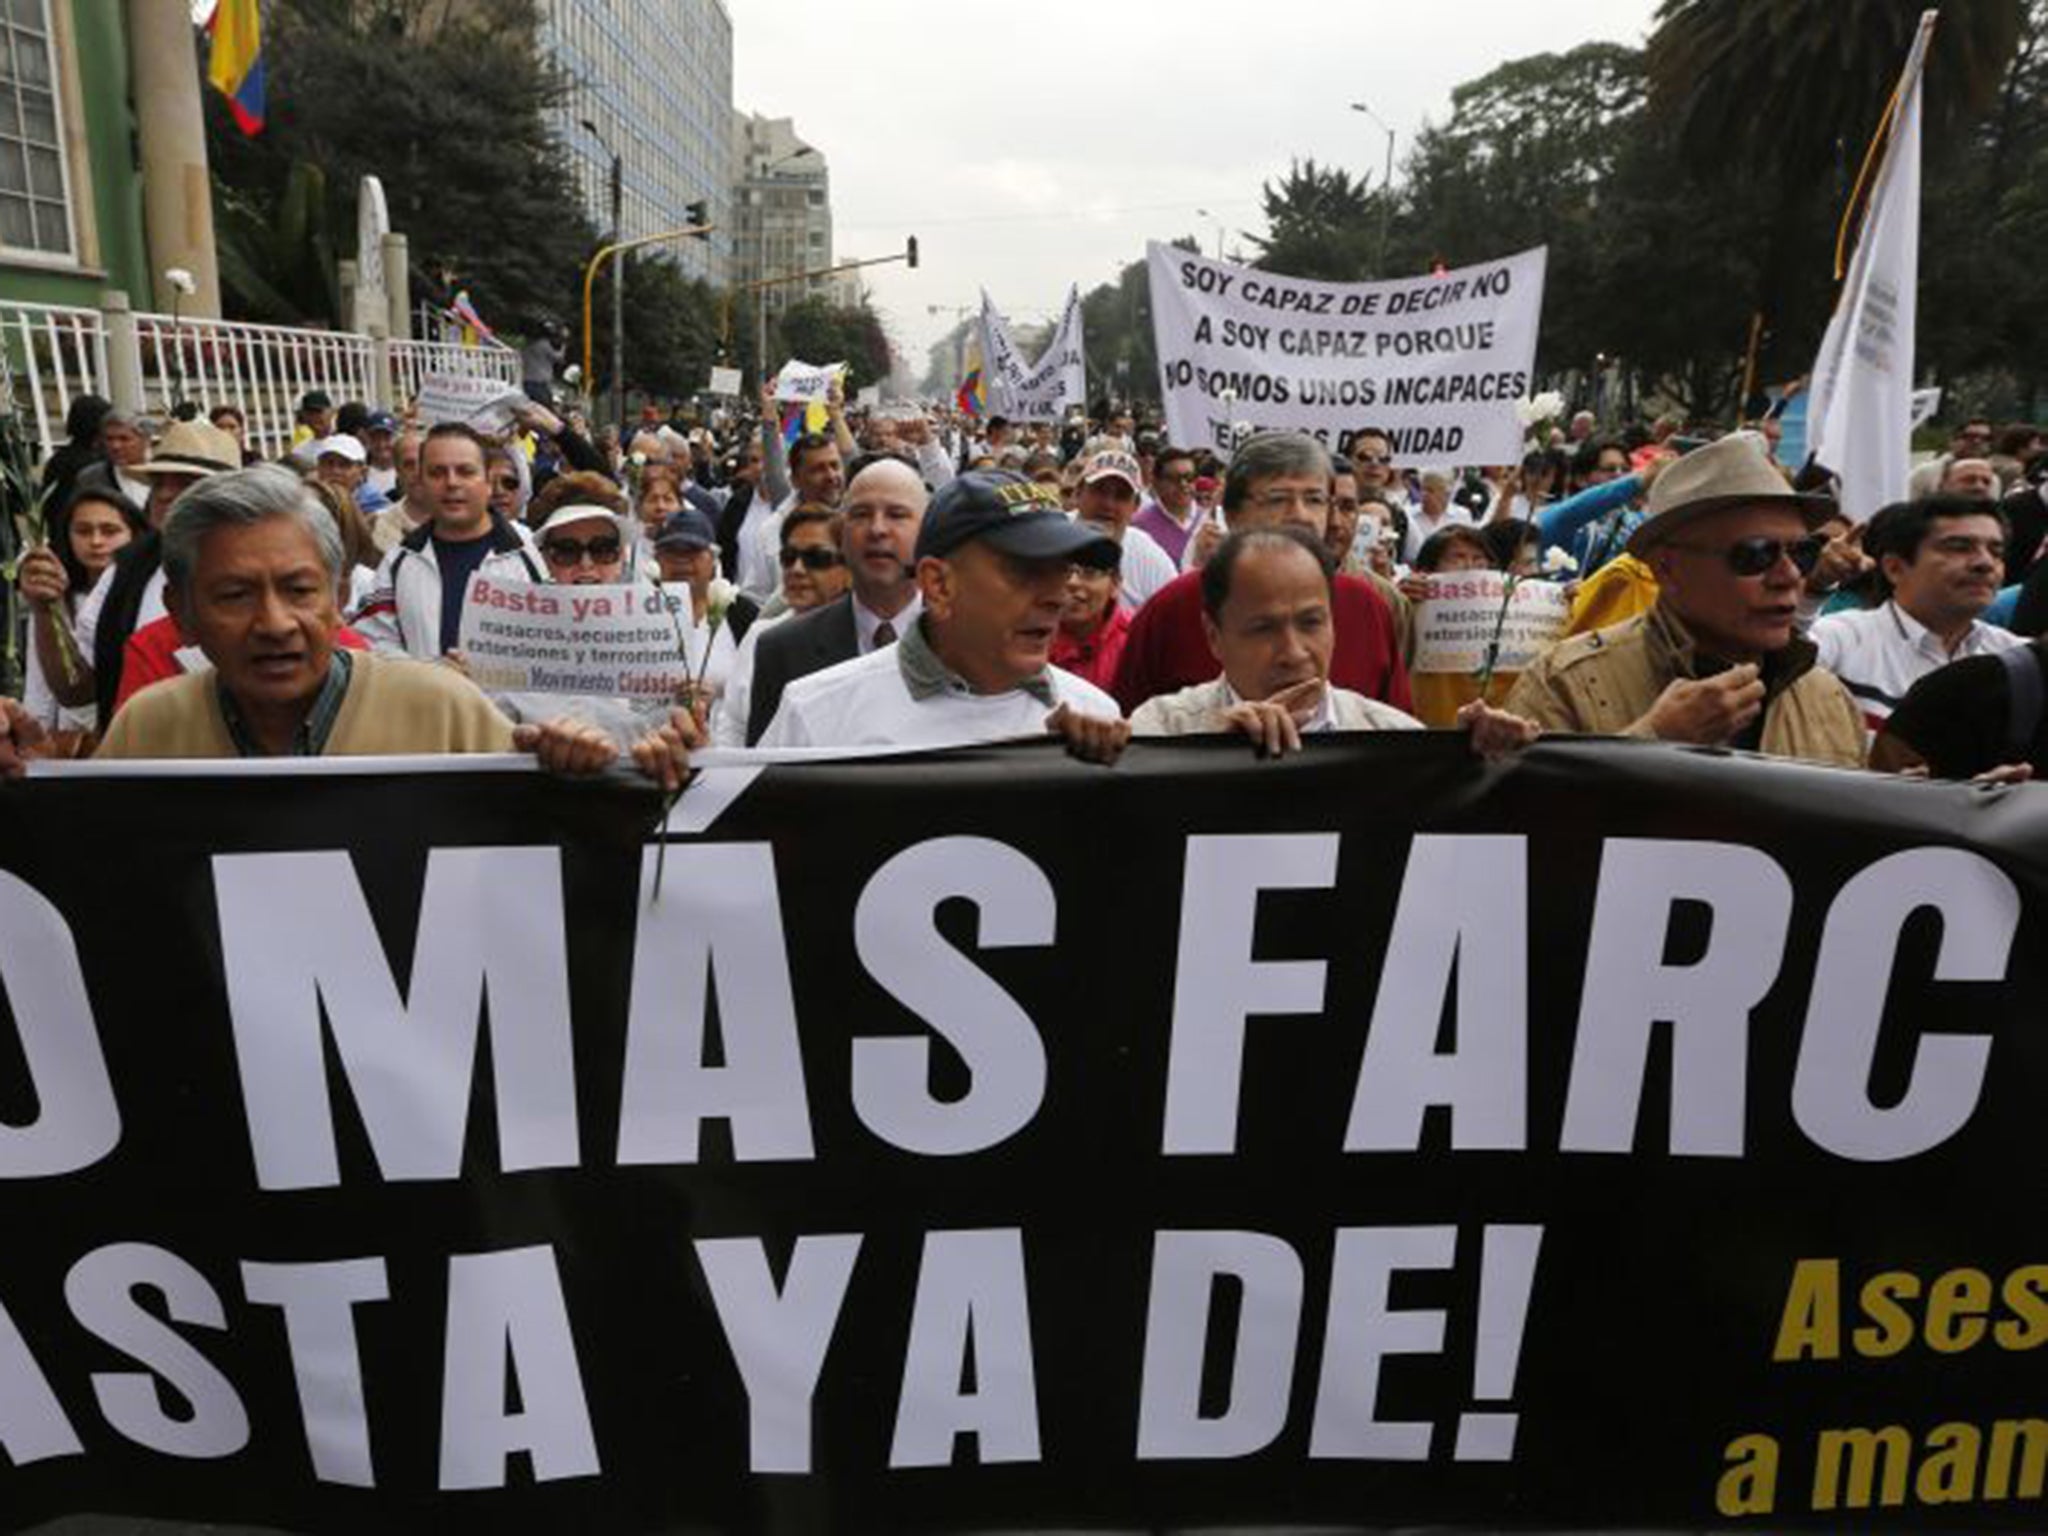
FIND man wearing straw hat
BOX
[1506,431,1866,767]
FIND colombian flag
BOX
[779,399,829,449]
[206,0,265,137]
[955,368,984,418]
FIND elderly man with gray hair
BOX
[1110,430,1411,715]
[0,466,697,788]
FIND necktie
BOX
[872,620,897,649]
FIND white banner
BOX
[979,286,1086,422]
[458,577,689,699]
[707,366,743,397]
[1805,11,1934,523]
[1145,242,1547,463]
[1411,572,1569,675]
[415,372,526,433]
[772,359,845,405]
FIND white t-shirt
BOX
[1115,523,1179,611]
[74,562,167,661]
[758,643,1119,751]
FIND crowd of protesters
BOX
[3,372,2046,790]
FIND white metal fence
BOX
[0,301,108,461]
[0,297,521,462]
[389,336,521,409]
[134,313,377,463]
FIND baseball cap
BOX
[914,469,1119,569]
[1080,448,1143,493]
[297,389,333,413]
[364,409,399,435]
[312,434,366,465]
[653,507,718,552]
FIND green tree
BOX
[205,0,597,334]
[585,254,725,403]
[1645,0,2024,380]
[1246,159,1382,280]
[775,300,895,391]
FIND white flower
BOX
[1541,546,1579,577]
[163,267,197,296]
[562,364,583,385]
[1220,387,1238,406]
[1230,420,1252,442]
[705,577,737,629]
[1515,390,1567,429]
[629,450,647,467]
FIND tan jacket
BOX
[98,652,515,759]
[1131,677,1422,736]
[1504,600,1867,767]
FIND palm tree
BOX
[1644,0,2024,375]
[1647,0,2023,182]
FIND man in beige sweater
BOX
[0,466,695,788]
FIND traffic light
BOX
[906,235,919,269]
[686,199,710,234]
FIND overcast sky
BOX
[732,0,1659,374]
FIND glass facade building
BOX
[538,0,733,286]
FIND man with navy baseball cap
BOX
[755,469,1129,757]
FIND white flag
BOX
[978,287,1086,422]
[1806,11,1936,523]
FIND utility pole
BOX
[1350,101,1396,276]
[581,117,626,430]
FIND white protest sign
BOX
[415,372,527,433]
[979,286,1086,422]
[457,576,689,699]
[773,359,844,405]
[855,385,881,409]
[1411,572,1569,675]
[707,366,743,397]
[1145,243,1547,464]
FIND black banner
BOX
[1,738,2046,1533]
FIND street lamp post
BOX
[753,144,819,384]
[1195,207,1226,262]
[1349,101,1396,276]
[580,117,625,430]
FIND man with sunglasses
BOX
[1506,431,1865,766]
[1809,496,2022,738]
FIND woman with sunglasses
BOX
[710,505,846,747]
[473,478,675,749]
[484,440,531,526]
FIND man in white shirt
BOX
[1400,469,1472,565]
[758,469,1127,757]
[1810,494,2022,736]
[1072,447,1178,610]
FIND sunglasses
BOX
[1670,534,1826,577]
[779,545,843,571]
[542,536,623,566]
[1351,452,1391,466]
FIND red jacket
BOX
[115,615,372,715]
[1111,569,1412,715]
[1049,604,1132,694]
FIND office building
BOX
[730,110,834,328]
[539,0,733,286]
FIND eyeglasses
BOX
[1351,452,1391,467]
[1154,469,1193,484]
[780,545,844,571]
[492,476,521,492]
[1668,534,1826,577]
[542,536,622,566]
